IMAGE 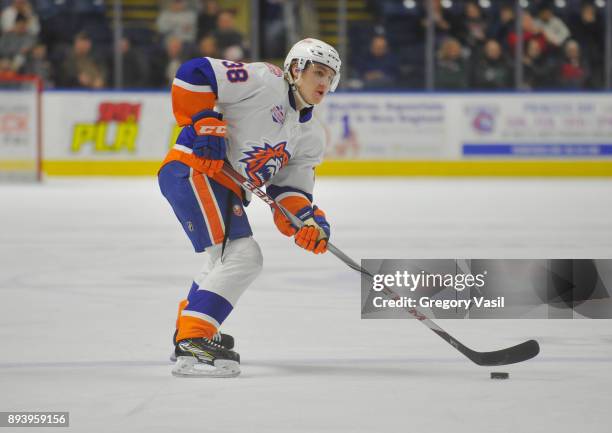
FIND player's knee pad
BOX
[223,236,263,277]
[195,236,263,305]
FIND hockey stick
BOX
[221,162,540,366]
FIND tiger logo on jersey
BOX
[240,141,291,186]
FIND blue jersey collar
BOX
[288,88,314,123]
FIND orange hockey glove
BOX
[273,208,298,237]
[272,195,310,237]
[273,198,330,254]
[293,206,330,254]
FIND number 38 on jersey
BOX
[222,61,248,83]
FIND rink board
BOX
[40,91,612,176]
[43,159,612,176]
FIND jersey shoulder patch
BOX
[248,62,287,97]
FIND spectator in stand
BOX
[558,39,589,89]
[222,44,245,62]
[427,0,451,39]
[535,4,570,49]
[22,43,53,87]
[421,0,463,44]
[435,37,468,90]
[471,39,511,89]
[0,13,35,71]
[523,38,557,89]
[571,2,604,88]
[211,9,244,56]
[507,12,547,55]
[156,0,197,44]
[76,63,106,89]
[197,34,218,58]
[356,34,399,89]
[459,1,487,51]
[0,0,39,36]
[151,35,189,88]
[196,0,220,40]
[56,31,106,88]
[0,56,19,77]
[489,3,515,49]
[119,36,149,88]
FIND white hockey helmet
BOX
[284,38,341,92]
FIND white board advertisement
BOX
[317,94,452,159]
[44,91,178,161]
[460,94,612,158]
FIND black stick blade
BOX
[432,329,540,366]
[465,339,540,366]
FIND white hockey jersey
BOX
[161,57,326,206]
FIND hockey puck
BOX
[490,372,509,379]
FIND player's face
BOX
[298,63,335,105]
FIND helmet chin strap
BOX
[286,69,314,110]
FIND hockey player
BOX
[158,39,341,377]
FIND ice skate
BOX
[169,330,234,362]
[172,337,241,378]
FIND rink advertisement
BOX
[461,95,612,157]
[43,91,180,175]
[0,81,39,180]
[40,91,612,176]
[316,92,612,176]
[317,94,450,159]
[361,259,612,319]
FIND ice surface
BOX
[0,177,611,433]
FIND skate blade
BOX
[172,356,240,378]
